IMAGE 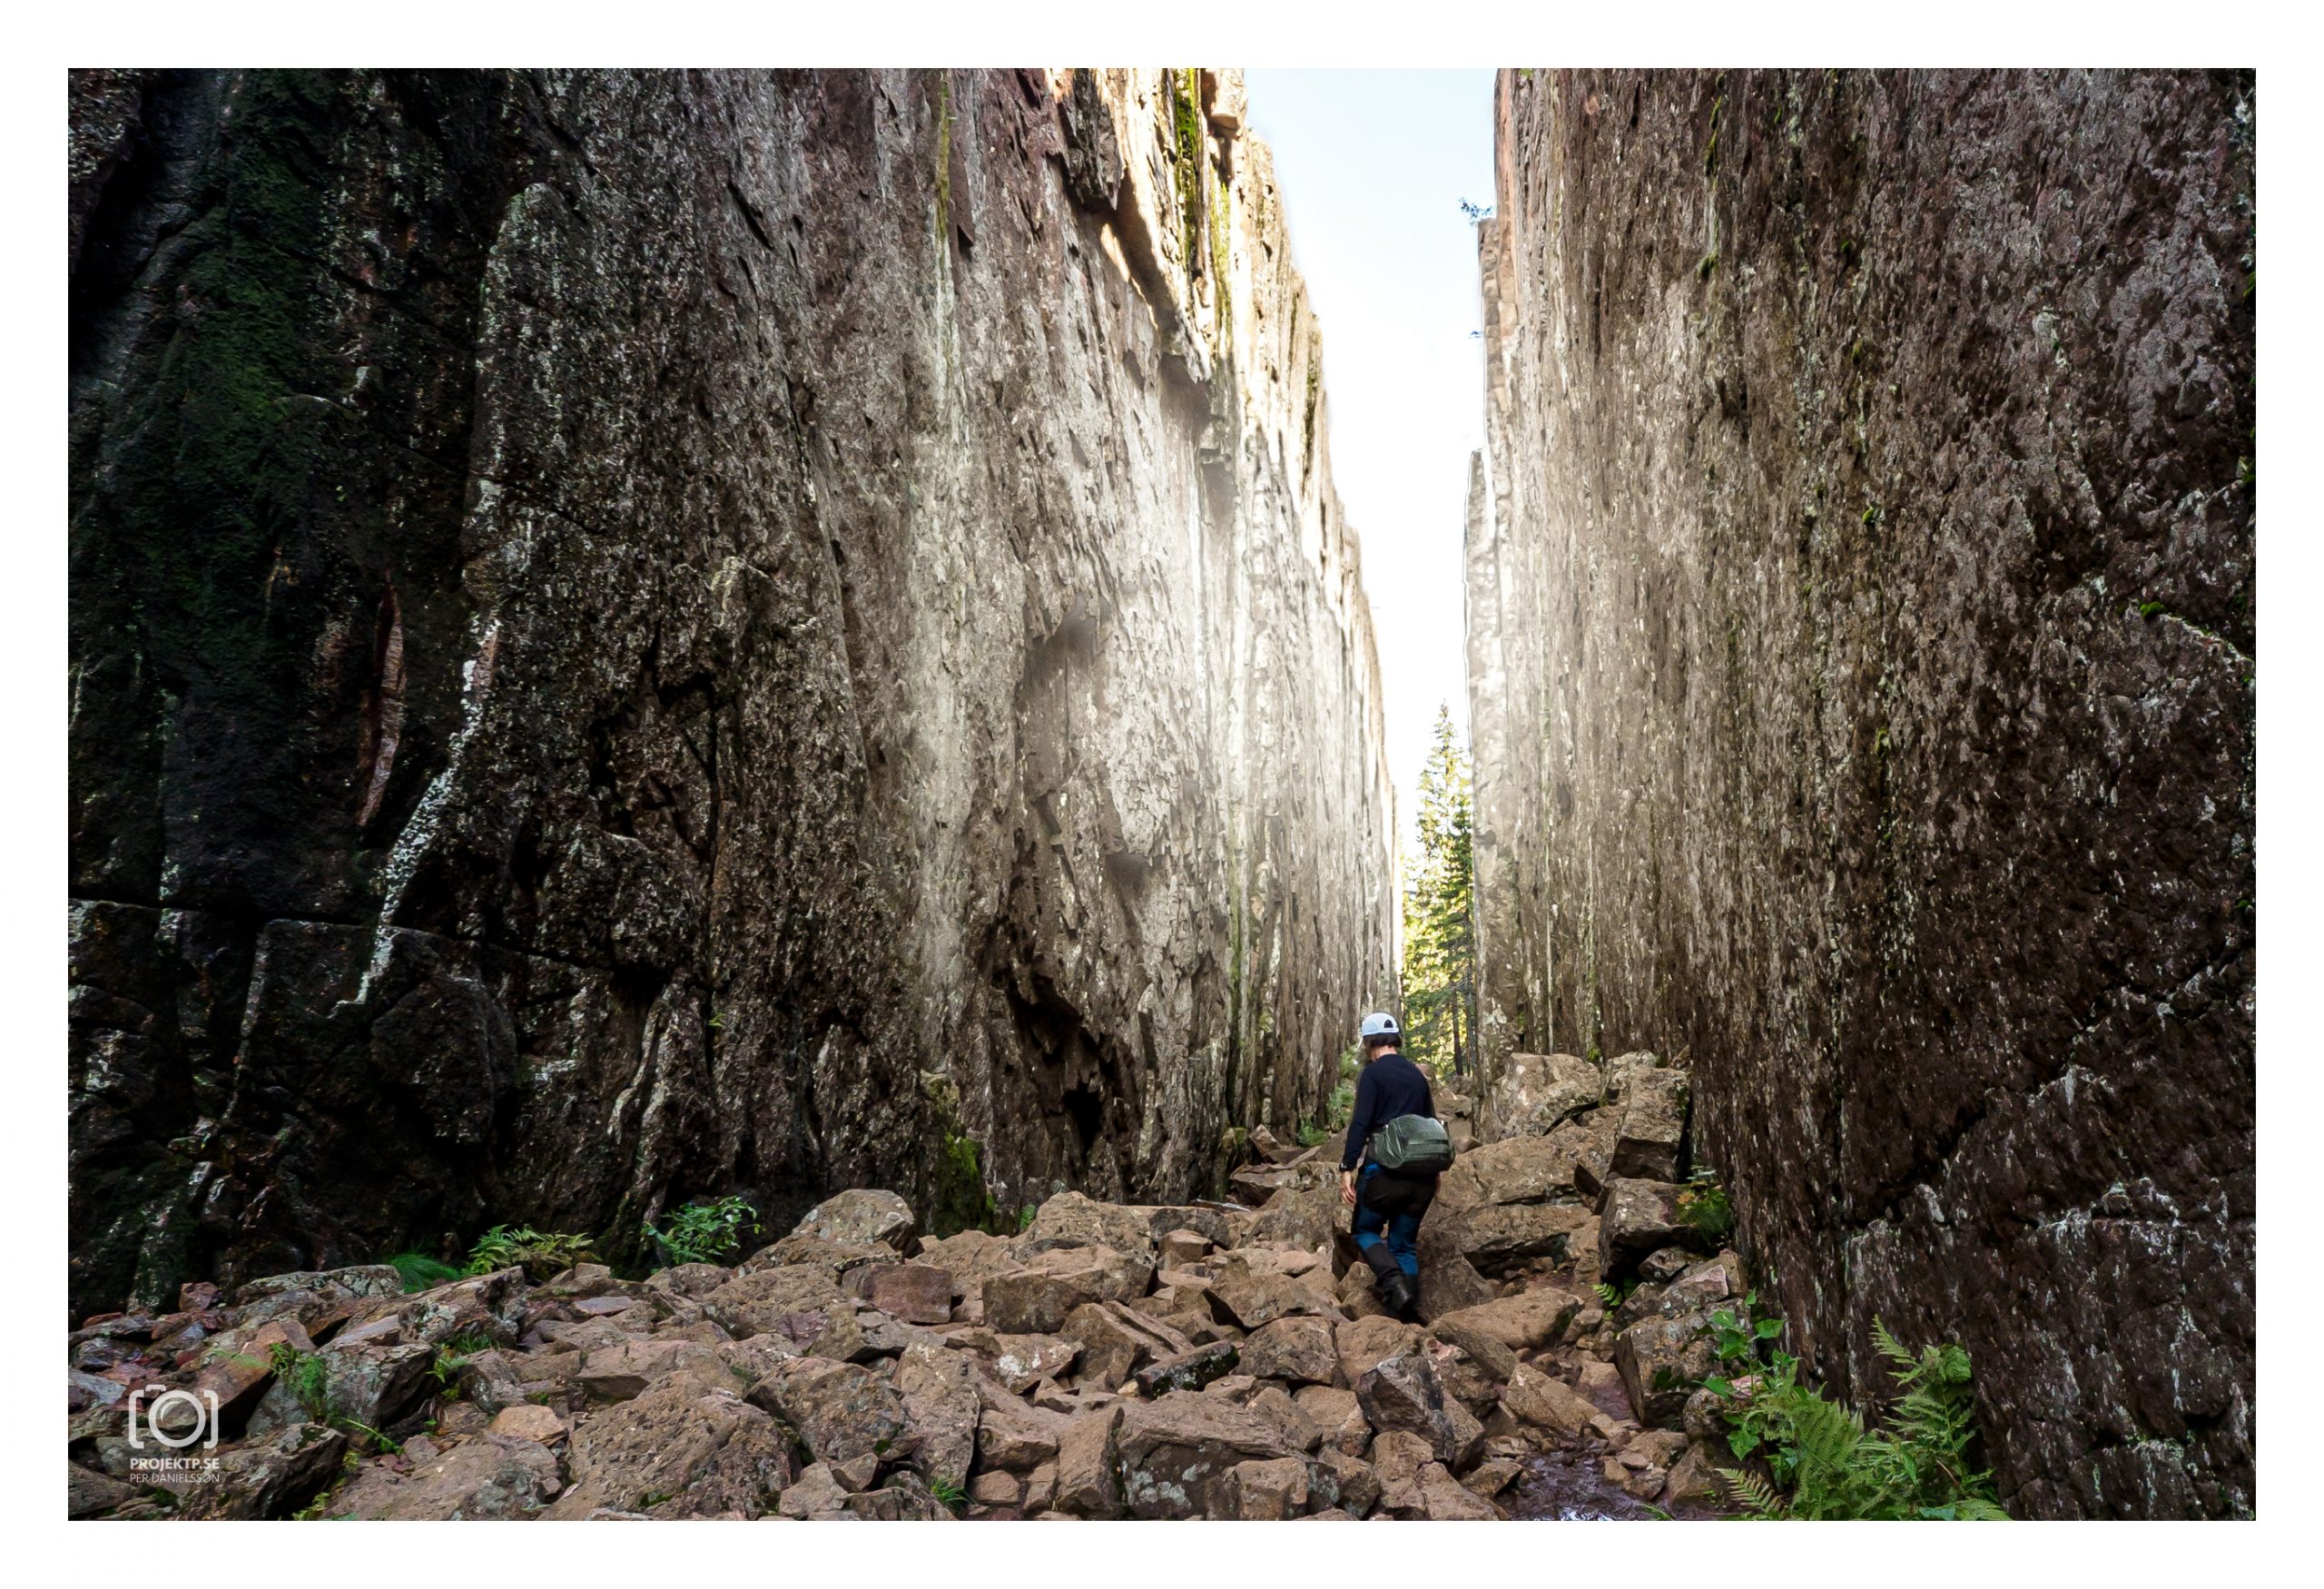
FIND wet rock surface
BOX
[68,68,1395,1318]
[1465,69,2254,1518]
[67,1154,1739,1519]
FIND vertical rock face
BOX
[1467,70,2251,1517]
[70,70,1394,1317]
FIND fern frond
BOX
[1719,1466,1785,1519]
[1872,1316,1914,1375]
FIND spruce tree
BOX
[1400,705,1477,1078]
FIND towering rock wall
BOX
[1467,69,2252,1516]
[69,68,1395,1318]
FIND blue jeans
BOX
[1351,1165,1422,1278]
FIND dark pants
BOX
[1352,1165,1431,1278]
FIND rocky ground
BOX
[68,1056,1740,1521]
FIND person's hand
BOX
[1341,1170,1357,1209]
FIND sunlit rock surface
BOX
[1465,69,2252,1517]
[70,69,1394,1317]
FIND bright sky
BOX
[1245,69,1497,852]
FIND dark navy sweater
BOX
[1342,1051,1437,1170]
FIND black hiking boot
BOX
[1382,1270,1421,1321]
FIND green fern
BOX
[465,1224,600,1280]
[644,1196,760,1266]
[1719,1466,1785,1518]
[1709,1310,2005,1520]
[383,1251,465,1292]
[268,1342,334,1422]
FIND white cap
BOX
[1359,1012,1400,1040]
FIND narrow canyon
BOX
[68,67,2254,1522]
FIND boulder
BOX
[1484,1051,1600,1139]
[1131,1340,1241,1397]
[1502,1363,1598,1437]
[840,1471,953,1520]
[1059,1302,1148,1389]
[1354,1348,1484,1467]
[1639,1247,1694,1284]
[1662,1251,1746,1316]
[1208,1258,1334,1330]
[852,1304,945,1359]
[1443,1201,1596,1272]
[1115,1391,1300,1518]
[1614,1314,1718,1428]
[1368,1428,1434,1517]
[1597,1179,1708,1279]
[643,1262,733,1298]
[1609,1069,1690,1181]
[1311,1446,1381,1515]
[857,1264,955,1325]
[547,1366,798,1518]
[1242,1182,1342,1250]
[1419,1460,1501,1519]
[1602,1051,1664,1101]
[1156,1229,1213,1268]
[697,1263,849,1339]
[1051,1404,1124,1517]
[330,1432,565,1519]
[67,1462,134,1518]
[234,1266,404,1307]
[1241,1315,1339,1386]
[575,1338,724,1404]
[788,1189,918,1252]
[1548,1106,1622,1196]
[743,1234,900,1282]
[746,1357,908,1466]
[975,1391,1068,1472]
[1425,1312,1517,1384]
[361,1268,527,1348]
[1142,1205,1237,1248]
[1430,1287,1581,1352]
[174,1422,349,1520]
[488,1402,567,1443]
[976,1331,1081,1393]
[1683,1386,1727,1443]
[250,1338,436,1436]
[1228,1163,1294,1205]
[1664,1442,1728,1505]
[1016,1191,1157,1260]
[893,1342,980,1488]
[1226,1455,1310,1519]
[1430,1338,1507,1419]
[915,1230,1022,1294]
[982,1245,1150,1334]
[1578,1358,1633,1423]
[1441,1130,1591,1207]
[1247,1384,1324,1453]
[776,1462,853,1519]
[1333,1315,1422,1388]
[1465,1456,1523,1498]
[1294,1386,1371,1456]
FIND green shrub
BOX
[1677,1170,1735,1242]
[1705,1298,2007,1520]
[645,1196,761,1266]
[465,1225,599,1280]
[383,1251,464,1293]
[268,1341,333,1422]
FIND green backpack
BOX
[1368,1113,1455,1175]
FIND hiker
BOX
[1340,1011,1450,1321]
